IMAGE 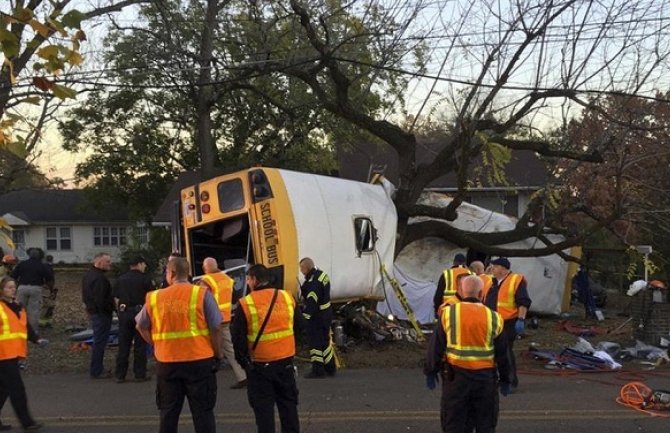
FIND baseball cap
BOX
[490,257,511,270]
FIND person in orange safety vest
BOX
[483,257,532,390]
[199,257,247,389]
[433,253,473,318]
[232,264,300,433]
[424,275,511,433]
[0,276,49,432]
[136,257,222,433]
[469,260,494,301]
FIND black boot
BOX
[304,363,326,379]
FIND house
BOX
[336,140,550,217]
[0,189,143,264]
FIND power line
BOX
[3,53,669,106]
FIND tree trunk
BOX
[195,0,220,179]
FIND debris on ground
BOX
[619,340,670,363]
[527,336,670,371]
[617,381,670,417]
[555,320,609,337]
[334,301,420,345]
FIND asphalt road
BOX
[7,367,670,433]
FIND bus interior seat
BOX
[219,217,247,242]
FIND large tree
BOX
[60,0,670,261]
[237,0,670,259]
[60,0,394,219]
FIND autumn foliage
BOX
[560,93,670,249]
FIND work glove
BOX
[500,382,512,396]
[425,373,439,391]
[514,319,525,335]
[37,338,49,348]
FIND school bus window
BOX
[354,217,376,255]
[217,179,245,213]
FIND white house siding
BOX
[14,224,128,264]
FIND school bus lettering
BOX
[267,244,278,264]
[260,202,279,264]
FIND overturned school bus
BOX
[173,167,397,300]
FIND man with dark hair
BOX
[113,255,154,383]
[232,264,300,433]
[432,253,473,318]
[299,257,335,379]
[484,257,532,390]
[136,257,222,433]
[11,248,54,331]
[82,252,114,379]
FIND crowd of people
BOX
[425,253,532,433]
[74,251,334,433]
[0,248,531,433]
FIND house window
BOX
[94,226,127,247]
[11,229,25,249]
[134,226,149,246]
[354,217,376,255]
[46,227,72,251]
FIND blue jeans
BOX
[90,313,112,377]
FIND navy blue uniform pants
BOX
[440,370,498,433]
[305,317,336,376]
[89,313,112,377]
[115,309,147,380]
[247,359,300,433]
[155,359,217,433]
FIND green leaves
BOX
[37,44,59,59]
[51,84,77,99]
[0,28,19,58]
[62,10,86,29]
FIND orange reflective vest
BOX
[0,302,28,361]
[238,288,295,363]
[436,293,462,318]
[441,302,503,370]
[201,272,234,323]
[495,273,524,320]
[442,266,473,305]
[479,274,494,301]
[147,283,214,363]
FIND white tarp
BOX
[378,193,570,323]
[377,263,438,325]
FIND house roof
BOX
[2,211,30,225]
[337,140,550,188]
[0,189,131,223]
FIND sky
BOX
[24,0,670,181]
